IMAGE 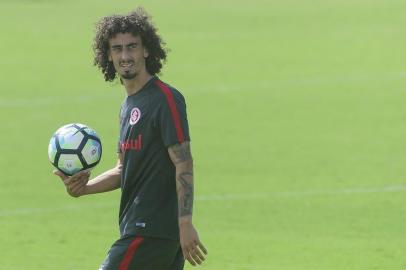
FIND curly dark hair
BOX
[93,7,167,81]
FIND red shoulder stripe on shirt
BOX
[119,236,144,270]
[155,80,185,143]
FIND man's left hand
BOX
[179,221,208,266]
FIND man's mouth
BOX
[120,62,134,69]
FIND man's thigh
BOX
[99,235,184,270]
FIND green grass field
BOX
[1,0,406,269]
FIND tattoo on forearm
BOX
[177,171,194,217]
[170,143,192,164]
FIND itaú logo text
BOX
[121,134,142,152]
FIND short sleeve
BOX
[117,140,122,154]
[158,87,190,147]
[117,106,123,154]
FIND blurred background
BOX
[1,0,406,269]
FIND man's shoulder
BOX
[151,78,185,104]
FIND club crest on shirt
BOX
[129,107,141,125]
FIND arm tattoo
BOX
[177,171,194,217]
[170,143,192,164]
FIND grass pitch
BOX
[1,0,406,269]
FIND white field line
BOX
[196,184,406,201]
[0,93,120,108]
[0,202,116,217]
[1,184,406,217]
[3,70,406,108]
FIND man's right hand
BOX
[54,170,90,197]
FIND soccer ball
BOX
[48,123,102,176]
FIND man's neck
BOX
[123,71,153,96]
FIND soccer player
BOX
[54,7,207,270]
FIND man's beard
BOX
[121,71,137,80]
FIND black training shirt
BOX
[117,76,190,240]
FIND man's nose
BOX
[120,48,131,60]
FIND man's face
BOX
[108,33,149,80]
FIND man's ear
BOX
[144,48,149,58]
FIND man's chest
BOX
[119,96,160,152]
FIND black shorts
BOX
[99,235,184,270]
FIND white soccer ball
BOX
[48,123,102,176]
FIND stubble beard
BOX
[121,70,137,80]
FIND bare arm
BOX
[168,142,194,223]
[168,141,207,266]
[54,154,122,197]
[83,155,122,195]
